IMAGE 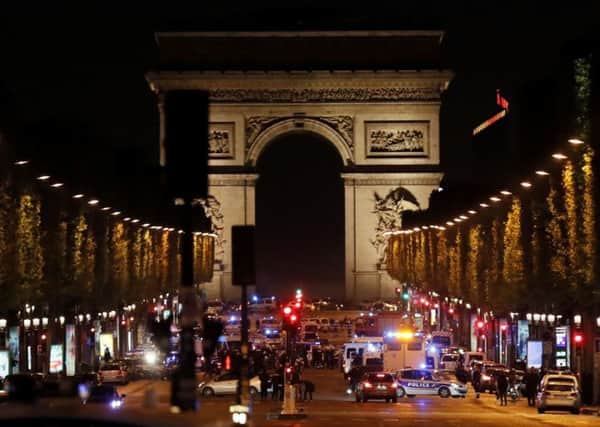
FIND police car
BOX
[395,369,467,398]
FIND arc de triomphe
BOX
[146,31,453,302]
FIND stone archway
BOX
[246,117,353,167]
[147,32,452,301]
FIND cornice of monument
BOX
[341,172,444,186]
[146,70,453,102]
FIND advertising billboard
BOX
[527,340,543,368]
[66,324,76,376]
[0,350,9,378]
[517,320,529,360]
[49,344,63,374]
[100,333,114,361]
[8,326,19,374]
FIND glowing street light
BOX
[552,153,567,160]
[468,210,477,215]
[73,194,84,199]
[14,160,29,166]
[479,203,489,208]
[520,181,532,188]
[500,190,512,196]
[568,138,585,145]
[490,196,501,202]
[101,207,111,211]
[88,199,99,206]
[459,215,468,220]
[37,175,51,181]
[535,170,549,176]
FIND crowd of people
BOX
[470,364,541,406]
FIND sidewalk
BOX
[473,387,599,416]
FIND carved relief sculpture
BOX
[371,187,421,263]
[365,121,429,157]
[208,123,235,158]
[196,196,225,262]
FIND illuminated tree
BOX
[435,230,449,295]
[545,185,568,284]
[466,225,481,305]
[16,194,44,305]
[109,222,129,304]
[502,198,524,307]
[448,229,462,297]
[581,148,595,284]
[0,185,17,310]
[415,231,426,286]
[562,160,581,288]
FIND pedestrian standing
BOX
[303,379,315,401]
[472,365,481,399]
[497,373,508,406]
[525,368,538,407]
[259,369,270,401]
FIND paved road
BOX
[111,368,599,426]
[2,369,597,426]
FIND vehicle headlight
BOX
[144,351,158,365]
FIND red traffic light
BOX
[295,302,301,309]
[290,314,298,323]
[395,287,402,295]
[448,308,454,315]
[283,306,292,316]
[476,321,485,329]
[574,333,583,344]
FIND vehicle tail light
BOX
[482,375,491,381]
[391,383,398,388]
[364,382,372,388]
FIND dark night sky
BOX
[0,4,598,298]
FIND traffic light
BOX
[476,320,485,330]
[401,286,409,301]
[574,333,583,344]
[282,305,300,334]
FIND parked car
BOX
[536,381,581,414]
[355,372,397,403]
[198,372,261,396]
[99,363,128,384]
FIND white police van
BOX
[395,369,467,398]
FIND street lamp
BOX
[59,316,65,325]
[547,314,555,324]
[526,313,532,322]
[533,313,540,323]
[32,318,40,328]
[574,314,582,326]
[24,319,31,329]
[596,317,600,328]
[0,319,6,329]
[42,317,48,327]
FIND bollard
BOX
[144,386,158,408]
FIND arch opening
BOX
[255,131,345,299]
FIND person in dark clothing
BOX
[496,373,508,406]
[303,380,315,401]
[270,372,282,401]
[525,368,539,406]
[259,369,270,401]
[455,363,469,384]
[472,366,481,399]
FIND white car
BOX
[395,369,467,398]
[198,373,261,396]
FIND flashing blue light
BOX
[230,316,236,322]
[252,295,258,302]
[429,345,437,352]
[420,363,426,369]
[265,329,272,335]
[386,331,393,338]
[315,341,321,345]
[218,335,227,343]
[110,399,122,409]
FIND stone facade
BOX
[148,54,452,302]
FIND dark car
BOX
[355,372,398,403]
[85,384,126,409]
[2,373,44,401]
